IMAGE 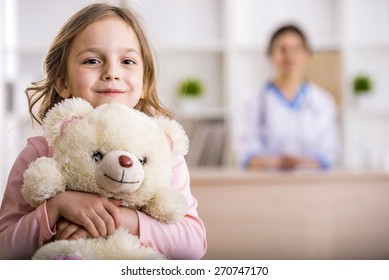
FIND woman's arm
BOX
[247,155,281,170]
[248,154,321,170]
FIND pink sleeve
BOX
[137,156,207,259]
[0,137,56,259]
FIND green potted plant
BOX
[178,78,204,98]
[177,78,204,112]
[353,75,372,96]
[352,74,374,109]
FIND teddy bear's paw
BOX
[145,188,187,222]
[97,228,166,259]
[32,239,98,260]
[22,157,65,208]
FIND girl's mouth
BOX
[98,89,124,96]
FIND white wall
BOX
[0,1,6,201]
[1,0,21,201]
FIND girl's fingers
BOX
[86,211,108,237]
[56,218,71,232]
[108,198,122,207]
[79,213,100,238]
[56,223,79,240]
[69,228,91,240]
[94,204,116,236]
[104,201,121,232]
[86,200,118,237]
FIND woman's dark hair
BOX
[267,24,311,56]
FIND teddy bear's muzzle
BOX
[95,151,145,194]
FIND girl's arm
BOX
[135,156,207,260]
[0,137,55,259]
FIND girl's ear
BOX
[54,77,71,98]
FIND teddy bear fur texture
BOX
[22,97,189,259]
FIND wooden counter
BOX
[189,168,389,259]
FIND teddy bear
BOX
[22,97,189,260]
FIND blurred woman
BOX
[235,24,339,170]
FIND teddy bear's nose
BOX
[119,155,133,168]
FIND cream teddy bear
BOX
[22,98,189,259]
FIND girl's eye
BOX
[139,157,147,165]
[92,151,104,163]
[84,58,100,65]
[122,59,135,65]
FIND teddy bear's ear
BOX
[42,97,94,144]
[154,117,190,156]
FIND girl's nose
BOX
[119,155,133,168]
[102,63,120,80]
[103,73,120,80]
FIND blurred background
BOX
[1,0,389,259]
[2,0,389,179]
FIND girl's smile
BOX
[97,88,126,96]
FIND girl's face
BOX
[270,32,309,78]
[57,17,144,108]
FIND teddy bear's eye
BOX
[139,157,147,165]
[92,151,104,163]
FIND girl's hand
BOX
[55,218,92,240]
[55,207,140,241]
[47,191,121,238]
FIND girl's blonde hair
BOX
[26,3,172,124]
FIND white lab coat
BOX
[234,81,340,168]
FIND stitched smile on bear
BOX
[104,169,140,184]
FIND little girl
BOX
[0,3,206,259]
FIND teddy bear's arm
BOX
[22,157,66,208]
[142,188,187,222]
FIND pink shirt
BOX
[0,136,207,259]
